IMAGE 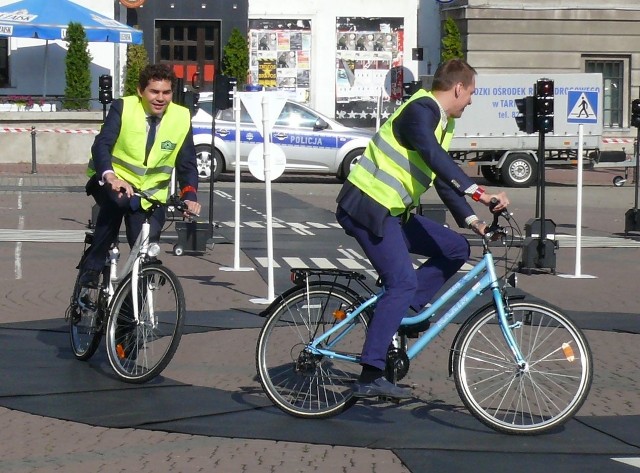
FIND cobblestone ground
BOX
[0,164,638,472]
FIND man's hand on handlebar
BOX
[105,173,134,199]
[478,191,509,212]
[183,200,201,218]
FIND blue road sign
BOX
[567,90,598,124]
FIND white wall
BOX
[249,0,424,118]
[0,0,123,108]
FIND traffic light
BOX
[535,78,554,133]
[214,74,237,110]
[515,96,536,134]
[631,99,640,128]
[184,90,199,116]
[98,74,113,105]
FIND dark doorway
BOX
[156,20,221,92]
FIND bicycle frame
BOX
[307,249,527,369]
[104,217,154,326]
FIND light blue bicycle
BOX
[256,207,593,435]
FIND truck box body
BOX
[447,73,604,187]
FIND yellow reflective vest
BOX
[88,96,190,208]
[347,89,455,216]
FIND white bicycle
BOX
[66,191,190,383]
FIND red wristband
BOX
[471,187,485,202]
[180,185,197,198]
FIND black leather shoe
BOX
[351,376,412,399]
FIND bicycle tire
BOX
[453,301,593,435]
[105,264,185,383]
[68,266,104,361]
[256,284,367,418]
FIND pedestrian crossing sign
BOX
[567,91,598,124]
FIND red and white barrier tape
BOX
[0,127,98,134]
[602,137,635,144]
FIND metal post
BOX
[538,131,546,259]
[634,134,639,211]
[30,126,37,174]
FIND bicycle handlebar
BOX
[484,198,511,242]
[132,190,198,219]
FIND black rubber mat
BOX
[393,450,640,473]
[0,385,270,429]
[144,403,638,454]
[1,319,639,473]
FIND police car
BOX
[191,93,373,181]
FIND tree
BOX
[221,27,249,87]
[123,43,149,96]
[441,17,464,62]
[63,22,92,110]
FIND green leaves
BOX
[63,22,92,110]
[221,28,249,87]
[124,43,149,97]
[441,17,464,63]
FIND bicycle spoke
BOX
[106,265,185,383]
[257,285,365,418]
[454,302,592,434]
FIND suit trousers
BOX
[336,207,470,370]
[81,178,166,274]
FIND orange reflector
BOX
[333,310,346,321]
[562,343,575,362]
[116,344,126,359]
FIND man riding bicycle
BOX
[335,59,509,399]
[78,64,201,292]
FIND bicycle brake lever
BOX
[489,197,511,222]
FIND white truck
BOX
[449,73,605,187]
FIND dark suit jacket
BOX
[337,95,477,236]
[91,98,199,202]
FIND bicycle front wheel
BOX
[68,269,104,361]
[256,284,367,419]
[453,301,593,435]
[105,264,185,383]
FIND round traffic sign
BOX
[247,143,286,181]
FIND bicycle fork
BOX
[491,286,528,372]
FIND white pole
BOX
[376,87,382,131]
[575,124,584,275]
[560,124,596,279]
[250,94,276,303]
[221,88,253,272]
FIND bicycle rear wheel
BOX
[256,284,367,418]
[67,268,104,361]
[105,264,185,383]
[453,301,593,435]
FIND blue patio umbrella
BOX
[0,0,143,96]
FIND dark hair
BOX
[138,64,177,91]
[431,59,476,91]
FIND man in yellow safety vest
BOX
[336,59,509,399]
[78,64,201,289]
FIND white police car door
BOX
[271,102,337,172]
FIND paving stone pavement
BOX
[1,163,639,472]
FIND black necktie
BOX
[145,115,158,160]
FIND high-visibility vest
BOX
[347,89,455,216]
[87,96,190,208]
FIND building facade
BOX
[441,0,640,141]
[2,0,638,144]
